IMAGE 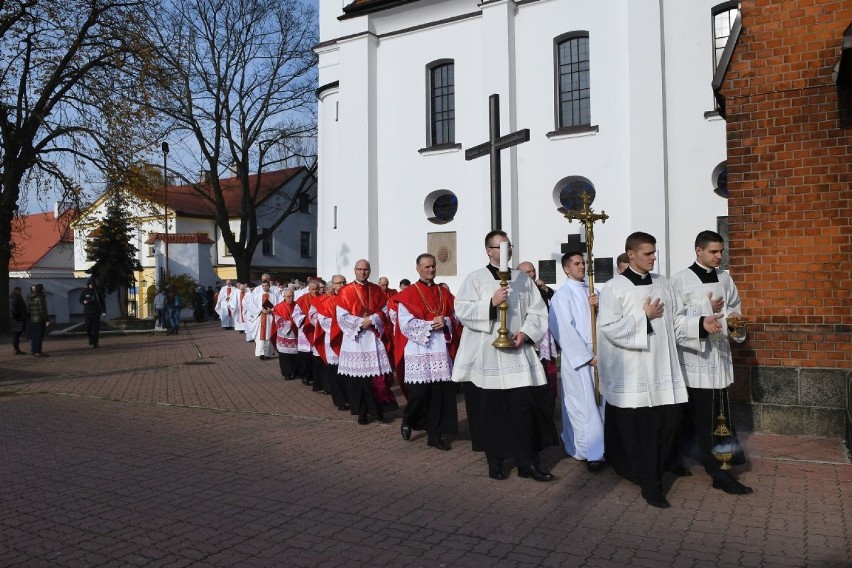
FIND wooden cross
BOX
[465,94,530,230]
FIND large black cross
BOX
[465,94,530,230]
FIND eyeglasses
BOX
[487,244,513,250]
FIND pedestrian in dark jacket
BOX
[10,286,27,354]
[79,279,102,348]
[27,283,50,356]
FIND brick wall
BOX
[717,1,851,442]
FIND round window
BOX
[553,176,595,212]
[424,190,458,224]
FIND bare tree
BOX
[147,0,318,283]
[0,0,159,331]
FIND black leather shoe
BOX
[712,477,753,495]
[337,404,349,411]
[517,465,555,482]
[586,460,606,473]
[672,465,693,477]
[373,414,386,424]
[357,416,369,425]
[642,489,671,508]
[427,436,450,451]
[488,468,507,480]
[400,423,411,440]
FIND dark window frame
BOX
[554,31,591,130]
[261,228,273,256]
[711,1,739,70]
[427,59,455,147]
[300,231,311,259]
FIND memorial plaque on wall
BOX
[594,257,614,283]
[538,260,557,284]
[427,231,457,276]
[561,234,583,254]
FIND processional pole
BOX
[562,192,608,405]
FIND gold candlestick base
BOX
[492,271,514,348]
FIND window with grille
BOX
[429,62,455,146]
[556,33,591,129]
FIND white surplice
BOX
[670,266,744,389]
[451,267,548,389]
[215,286,235,328]
[549,279,605,461]
[230,288,249,332]
[247,287,281,354]
[597,273,702,408]
[336,306,392,377]
[397,304,454,384]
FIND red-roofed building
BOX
[72,167,317,318]
[9,205,116,324]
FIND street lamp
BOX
[162,141,170,282]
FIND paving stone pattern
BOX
[1,323,849,567]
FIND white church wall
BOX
[662,0,731,271]
[316,0,731,290]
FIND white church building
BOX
[316,0,737,289]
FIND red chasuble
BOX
[272,299,295,323]
[392,281,459,367]
[314,294,343,362]
[337,281,390,350]
[295,293,317,343]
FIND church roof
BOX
[10,210,76,272]
[145,233,215,245]
[149,167,305,218]
[341,0,421,18]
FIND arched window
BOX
[712,2,739,69]
[555,32,591,129]
[427,60,455,147]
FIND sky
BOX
[23,0,321,215]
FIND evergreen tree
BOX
[85,189,142,317]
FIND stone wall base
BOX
[730,366,850,447]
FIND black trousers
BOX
[347,376,381,419]
[462,382,558,461]
[311,356,326,392]
[605,403,682,496]
[278,352,296,379]
[84,311,100,346]
[326,363,349,408]
[402,381,458,436]
[295,352,312,381]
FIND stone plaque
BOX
[538,260,557,284]
[427,231,457,276]
[594,257,614,283]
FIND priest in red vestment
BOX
[336,259,397,424]
[394,253,460,450]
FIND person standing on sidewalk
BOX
[452,231,558,482]
[153,288,167,330]
[10,286,28,355]
[597,232,722,508]
[671,230,752,496]
[79,279,103,348]
[27,283,50,356]
[395,253,459,451]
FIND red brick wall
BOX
[719,0,852,370]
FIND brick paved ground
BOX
[1,323,849,567]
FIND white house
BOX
[9,207,110,324]
[316,0,736,289]
[72,167,318,317]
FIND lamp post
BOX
[162,141,170,282]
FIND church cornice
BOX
[339,0,421,20]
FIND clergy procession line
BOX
[212,229,752,509]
